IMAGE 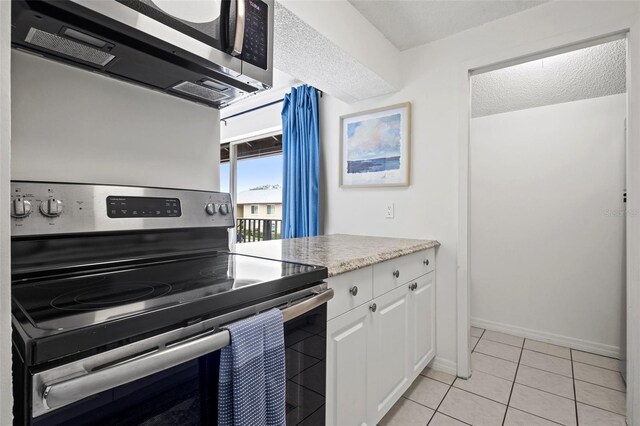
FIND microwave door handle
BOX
[230,0,245,56]
[40,288,334,414]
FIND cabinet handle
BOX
[413,282,418,290]
[423,259,430,266]
[350,286,358,296]
[409,282,417,291]
[369,303,377,312]
[392,270,400,278]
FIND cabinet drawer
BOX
[373,249,434,297]
[420,248,435,275]
[327,266,374,320]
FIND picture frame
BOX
[339,102,411,188]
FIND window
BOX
[220,133,283,243]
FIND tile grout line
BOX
[402,371,460,425]
[514,381,574,401]
[428,371,475,426]
[572,399,628,417]
[571,349,579,426]
[432,381,454,417]
[573,377,627,393]
[436,412,473,425]
[501,336,525,426]
[516,361,571,378]
[573,359,622,373]
[450,382,514,406]
[507,407,565,426]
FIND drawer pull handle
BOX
[392,270,400,278]
[409,282,418,291]
[423,259,430,266]
[369,303,377,312]
[350,286,358,296]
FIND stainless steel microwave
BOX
[12,0,274,108]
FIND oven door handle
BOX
[41,288,333,412]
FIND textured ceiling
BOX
[273,2,396,102]
[471,38,627,118]
[348,0,547,50]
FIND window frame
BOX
[220,126,283,244]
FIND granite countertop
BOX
[232,234,440,277]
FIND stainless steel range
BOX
[11,181,331,425]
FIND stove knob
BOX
[11,198,32,218]
[219,203,229,215]
[40,199,63,217]
[205,202,216,215]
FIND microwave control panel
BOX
[243,0,269,70]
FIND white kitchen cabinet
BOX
[325,249,437,426]
[409,272,435,375]
[367,284,411,422]
[326,302,371,426]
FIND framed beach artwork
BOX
[339,102,411,187]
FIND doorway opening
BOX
[465,35,629,423]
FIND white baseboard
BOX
[471,317,621,359]
[429,356,457,376]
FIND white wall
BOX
[470,94,626,356]
[0,1,11,423]
[317,1,640,371]
[12,50,220,191]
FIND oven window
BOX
[33,354,219,426]
[31,305,326,426]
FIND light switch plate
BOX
[385,203,394,219]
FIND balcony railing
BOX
[236,218,282,243]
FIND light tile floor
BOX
[380,328,627,426]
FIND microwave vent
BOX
[25,28,115,67]
[171,81,230,103]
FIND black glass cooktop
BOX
[12,253,321,332]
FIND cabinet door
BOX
[410,272,436,376]
[367,285,411,424]
[326,303,372,426]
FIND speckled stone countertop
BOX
[233,234,440,277]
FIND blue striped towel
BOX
[218,308,286,426]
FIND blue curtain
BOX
[281,84,319,239]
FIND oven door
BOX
[32,304,327,426]
[26,289,330,425]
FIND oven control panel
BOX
[10,181,235,236]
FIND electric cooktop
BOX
[12,252,327,364]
